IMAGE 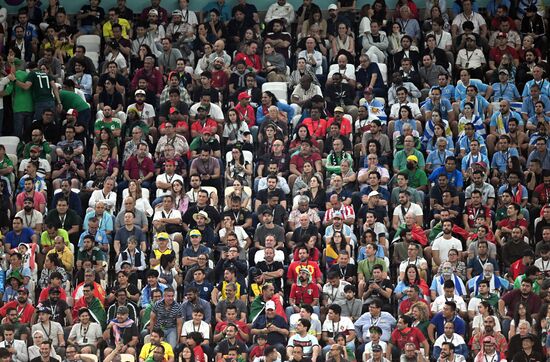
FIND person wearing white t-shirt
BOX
[392,192,424,229]
[253,236,285,265]
[321,304,356,353]
[155,160,184,198]
[181,307,211,344]
[431,281,468,318]
[189,93,224,122]
[286,318,320,360]
[431,220,463,268]
[322,272,350,307]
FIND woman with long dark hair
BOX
[256,91,294,127]
[394,265,430,300]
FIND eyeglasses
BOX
[190,235,200,238]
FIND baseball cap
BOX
[483,336,496,344]
[38,307,52,314]
[328,4,338,10]
[407,155,419,163]
[148,9,158,15]
[498,69,509,75]
[172,10,183,16]
[334,106,345,113]
[368,191,380,198]
[157,232,170,240]
[30,145,41,152]
[18,287,29,294]
[238,91,251,100]
[49,287,61,294]
[135,89,146,96]
[332,211,343,219]
[63,145,74,154]
[189,229,202,237]
[265,300,276,310]
[67,109,78,117]
[497,32,507,38]
[372,345,383,352]
[465,34,476,41]
[202,126,215,135]
[169,107,179,114]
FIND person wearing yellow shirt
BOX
[39,223,70,268]
[47,235,75,272]
[102,8,131,40]
[139,328,175,362]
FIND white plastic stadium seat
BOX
[262,82,288,103]
[225,150,253,165]
[377,62,388,85]
[0,136,20,155]
[76,35,101,53]
[87,51,99,69]
[122,188,150,200]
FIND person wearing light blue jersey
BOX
[459,86,491,125]
[458,122,488,157]
[426,137,454,173]
[521,65,549,98]
[461,139,490,176]
[422,87,455,123]
[487,100,523,154]
[454,69,492,103]
[491,70,520,101]
[521,84,550,123]
[491,134,519,176]
[434,73,455,102]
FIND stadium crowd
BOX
[0,0,549,361]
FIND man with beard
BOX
[158,37,182,75]
[35,286,71,327]
[94,106,122,139]
[534,243,550,276]
[51,146,86,190]
[472,329,507,358]
[15,197,43,235]
[287,268,320,319]
[465,170,496,209]
[0,287,35,324]
[496,203,528,249]
[31,307,65,354]
[127,88,157,138]
[18,142,51,181]
[255,246,285,293]
[499,279,541,333]
[181,287,212,322]
[515,49,538,94]
[325,73,358,121]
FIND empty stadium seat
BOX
[76,35,101,53]
[262,82,288,103]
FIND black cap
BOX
[63,145,74,154]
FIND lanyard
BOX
[41,322,52,340]
[499,83,509,97]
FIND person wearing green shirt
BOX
[399,157,428,192]
[4,63,34,139]
[60,79,92,128]
[40,224,70,250]
[325,138,354,176]
[9,62,61,121]
[393,136,425,173]
[93,106,121,138]
[357,242,387,297]
[0,145,15,185]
